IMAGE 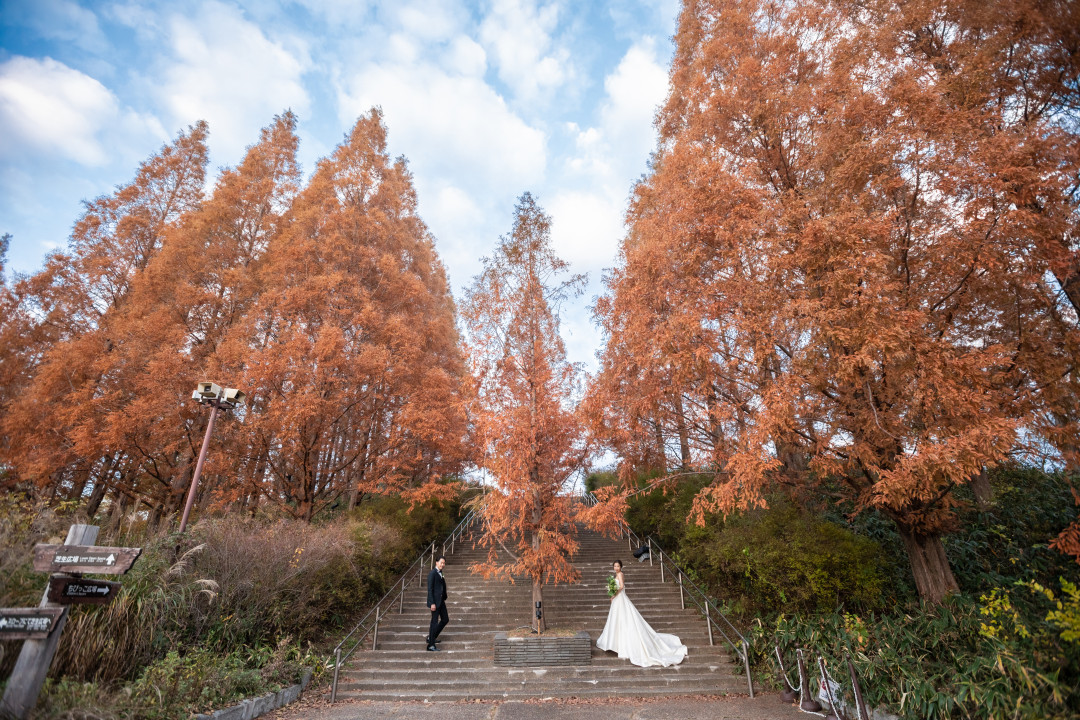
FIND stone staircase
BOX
[333,526,748,701]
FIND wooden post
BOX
[1,525,98,719]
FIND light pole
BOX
[178,381,246,534]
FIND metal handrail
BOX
[329,508,479,701]
[581,490,754,697]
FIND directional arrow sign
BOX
[0,608,66,640]
[46,577,122,605]
[32,545,141,575]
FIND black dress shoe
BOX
[427,644,439,651]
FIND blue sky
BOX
[0,0,677,369]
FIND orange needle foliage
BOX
[587,0,1080,603]
[0,109,467,526]
[463,193,589,632]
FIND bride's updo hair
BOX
[613,560,623,570]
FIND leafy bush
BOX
[626,480,891,614]
[753,586,1080,720]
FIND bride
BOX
[597,559,688,667]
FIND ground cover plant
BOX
[0,491,463,719]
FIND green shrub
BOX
[754,586,1080,720]
[626,481,891,614]
[684,503,888,613]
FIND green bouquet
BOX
[606,575,618,597]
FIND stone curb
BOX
[193,667,313,720]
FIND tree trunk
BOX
[897,526,959,604]
[674,393,691,470]
[532,578,546,633]
[83,480,110,519]
[651,417,666,474]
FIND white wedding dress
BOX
[596,574,688,667]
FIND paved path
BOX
[266,691,808,720]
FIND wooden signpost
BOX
[0,525,141,720]
[0,609,66,641]
[46,577,122,605]
[33,545,141,575]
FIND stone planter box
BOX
[493,631,592,666]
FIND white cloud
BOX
[0,56,164,166]
[338,61,546,193]
[597,38,668,163]
[479,0,571,102]
[547,39,668,280]
[548,190,624,272]
[158,1,311,161]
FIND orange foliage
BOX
[463,193,589,631]
[0,110,467,526]
[587,0,1080,602]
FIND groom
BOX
[426,555,448,651]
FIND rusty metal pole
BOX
[797,649,822,712]
[847,651,870,720]
[331,647,341,702]
[179,402,219,534]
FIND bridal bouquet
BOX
[606,575,618,597]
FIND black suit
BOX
[426,568,448,644]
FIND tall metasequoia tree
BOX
[1,111,468,527]
[588,0,1080,603]
[70,113,302,523]
[464,192,588,632]
[222,110,468,521]
[0,123,210,502]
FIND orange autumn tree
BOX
[0,111,469,527]
[464,192,588,631]
[588,0,1080,603]
[0,123,210,511]
[73,112,302,523]
[221,109,468,521]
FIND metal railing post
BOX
[797,649,821,712]
[430,542,435,570]
[705,602,714,646]
[679,573,685,610]
[372,607,380,651]
[660,553,665,582]
[399,578,405,614]
[743,640,754,697]
[627,531,632,552]
[648,537,653,566]
[331,647,341,702]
